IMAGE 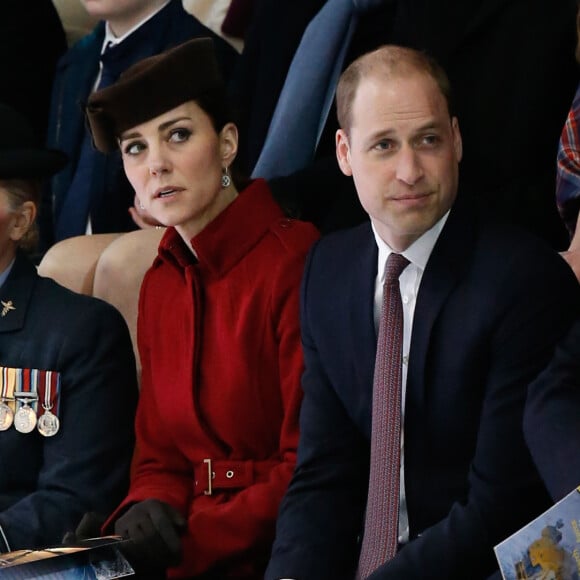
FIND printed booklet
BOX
[0,536,134,579]
[494,486,580,580]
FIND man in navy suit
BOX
[265,46,580,579]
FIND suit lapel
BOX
[407,195,477,406]
[347,225,378,431]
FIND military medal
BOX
[37,410,59,437]
[37,371,60,437]
[14,400,37,433]
[14,369,38,434]
[0,367,14,431]
[0,402,13,431]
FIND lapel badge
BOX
[0,300,15,317]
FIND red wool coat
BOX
[110,179,319,578]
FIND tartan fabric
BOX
[557,83,580,237]
[357,253,410,579]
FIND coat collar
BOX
[157,179,285,278]
[0,252,36,333]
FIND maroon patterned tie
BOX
[357,252,410,579]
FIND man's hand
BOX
[114,499,187,571]
[128,195,165,229]
[560,212,580,283]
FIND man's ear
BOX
[219,122,239,168]
[451,117,463,163]
[9,201,36,242]
[336,129,353,176]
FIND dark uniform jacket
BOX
[0,251,138,550]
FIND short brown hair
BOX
[336,45,453,133]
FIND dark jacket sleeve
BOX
[524,317,580,502]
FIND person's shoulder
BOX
[58,22,103,65]
[268,217,320,256]
[476,210,564,263]
[35,274,126,326]
[460,199,578,291]
[314,221,372,256]
[450,192,563,259]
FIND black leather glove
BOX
[62,512,107,545]
[114,499,187,572]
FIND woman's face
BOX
[120,100,238,243]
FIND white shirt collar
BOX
[372,210,450,283]
[0,258,16,290]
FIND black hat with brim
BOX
[0,103,68,179]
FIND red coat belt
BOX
[193,458,279,496]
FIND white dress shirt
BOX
[371,212,448,544]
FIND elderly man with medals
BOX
[0,102,138,552]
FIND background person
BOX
[0,102,138,552]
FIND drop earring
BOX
[221,166,231,188]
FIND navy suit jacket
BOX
[266,194,580,579]
[0,252,138,550]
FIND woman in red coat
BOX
[85,38,319,579]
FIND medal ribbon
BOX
[0,367,15,412]
[0,367,61,420]
[40,371,61,416]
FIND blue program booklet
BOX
[494,486,580,580]
[0,536,134,579]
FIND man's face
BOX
[80,0,157,33]
[336,71,462,252]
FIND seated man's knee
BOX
[38,234,121,295]
[93,228,164,300]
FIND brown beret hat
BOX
[86,37,224,153]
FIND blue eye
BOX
[169,128,191,143]
[420,134,440,147]
[374,140,394,151]
[123,141,145,156]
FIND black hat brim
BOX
[0,149,68,180]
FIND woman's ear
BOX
[9,201,36,242]
[219,122,239,167]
